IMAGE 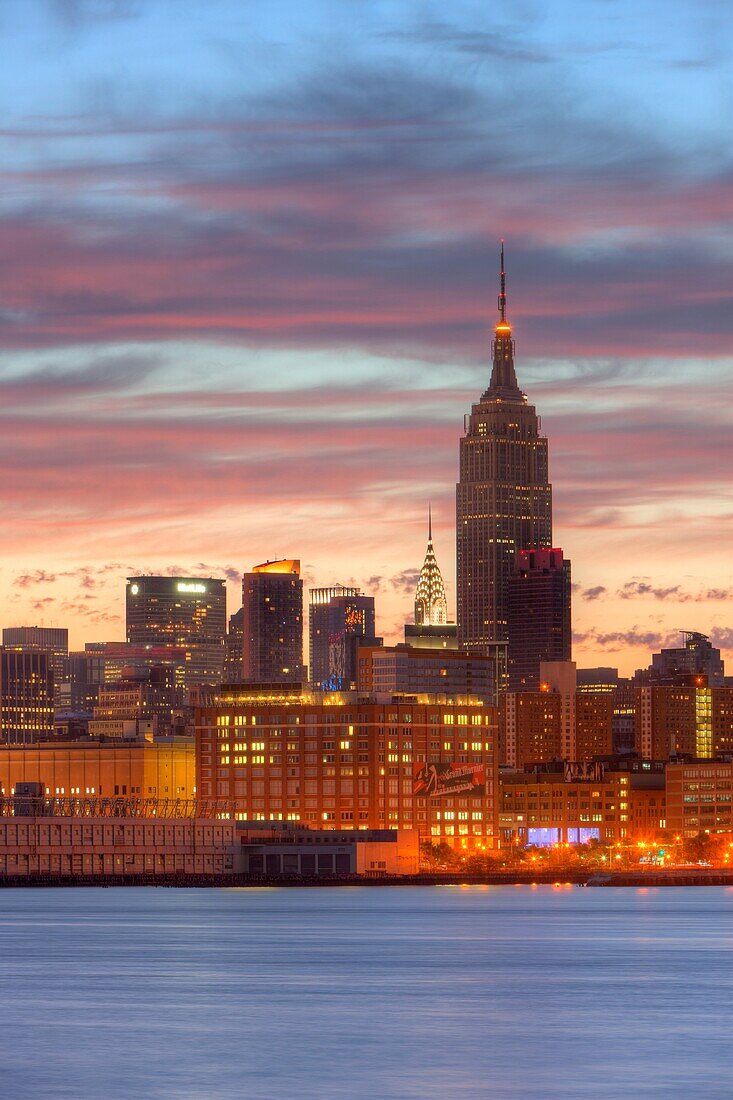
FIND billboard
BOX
[413,761,486,798]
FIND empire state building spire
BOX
[414,507,448,626]
[484,242,523,401]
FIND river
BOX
[0,885,729,1098]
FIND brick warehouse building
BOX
[195,685,499,850]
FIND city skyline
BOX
[0,1,730,674]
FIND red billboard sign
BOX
[413,761,486,798]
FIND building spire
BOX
[414,510,448,626]
[498,239,506,323]
[483,240,523,402]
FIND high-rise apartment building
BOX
[507,548,571,691]
[0,649,55,744]
[242,560,304,684]
[456,248,552,664]
[126,577,226,689]
[309,586,377,690]
[634,684,733,760]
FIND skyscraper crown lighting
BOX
[414,506,448,627]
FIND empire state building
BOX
[456,247,552,655]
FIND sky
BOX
[0,0,731,674]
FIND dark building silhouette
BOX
[638,631,725,687]
[224,607,244,683]
[457,247,552,672]
[242,560,304,683]
[507,548,571,691]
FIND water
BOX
[0,885,730,1099]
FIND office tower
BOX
[224,607,244,683]
[2,626,69,708]
[242,560,304,683]
[126,577,226,688]
[0,649,54,744]
[507,548,571,691]
[456,247,552,665]
[309,586,378,690]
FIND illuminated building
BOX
[577,668,636,755]
[357,645,495,705]
[500,766,631,846]
[635,685,733,759]
[501,664,612,768]
[414,508,449,626]
[575,694,614,762]
[0,649,54,744]
[195,685,499,850]
[308,586,378,690]
[224,607,244,683]
[502,691,562,768]
[499,760,666,846]
[507,548,571,691]
[0,738,195,799]
[456,246,552,668]
[126,576,226,688]
[2,626,69,708]
[666,761,733,836]
[242,560,304,684]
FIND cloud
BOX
[619,581,682,601]
[578,628,676,652]
[616,579,733,603]
[710,627,733,651]
[581,585,607,601]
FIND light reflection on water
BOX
[0,885,730,1099]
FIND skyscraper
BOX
[456,246,552,662]
[414,507,448,627]
[507,548,571,691]
[2,626,69,708]
[242,560,304,683]
[0,649,54,744]
[309,586,378,690]
[126,576,226,688]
